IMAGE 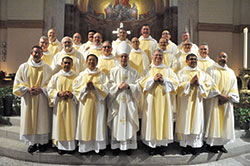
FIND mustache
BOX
[219,59,226,63]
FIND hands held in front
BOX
[118,82,130,91]
[218,94,229,105]
[154,73,164,83]
[28,86,42,96]
[58,91,73,100]
[190,75,199,87]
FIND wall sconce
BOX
[0,42,7,61]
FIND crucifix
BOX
[112,22,131,37]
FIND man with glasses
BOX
[175,53,212,155]
[98,41,117,76]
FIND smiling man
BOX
[47,29,62,56]
[197,43,215,72]
[73,54,109,155]
[51,36,85,74]
[47,56,77,155]
[175,53,212,155]
[13,46,52,154]
[139,24,158,63]
[140,49,178,156]
[204,52,239,153]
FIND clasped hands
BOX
[28,86,42,96]
[190,75,199,87]
[86,81,95,90]
[154,73,164,83]
[218,94,229,105]
[118,82,130,90]
[57,91,73,100]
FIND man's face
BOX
[93,33,102,45]
[183,42,192,53]
[217,52,228,67]
[186,55,197,68]
[152,50,163,66]
[61,58,73,72]
[47,29,56,42]
[88,32,95,42]
[199,45,209,58]
[118,29,127,41]
[102,42,112,56]
[87,56,98,70]
[159,38,167,50]
[182,32,190,41]
[162,30,171,40]
[141,26,150,38]
[131,37,140,50]
[63,38,73,51]
[119,53,129,67]
[39,38,49,52]
[73,33,81,45]
[31,47,42,63]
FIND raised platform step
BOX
[0,137,250,165]
[0,116,20,126]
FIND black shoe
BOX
[218,146,228,153]
[149,148,157,155]
[28,144,39,153]
[180,147,188,155]
[207,146,219,153]
[112,149,120,156]
[187,146,198,155]
[98,150,106,156]
[126,149,132,156]
[158,147,166,156]
[57,149,66,155]
[38,144,47,152]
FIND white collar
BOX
[185,66,199,71]
[28,59,45,67]
[150,63,166,68]
[49,39,60,45]
[62,48,76,55]
[197,54,210,61]
[214,62,228,70]
[85,67,100,75]
[100,54,115,59]
[43,50,50,55]
[59,69,75,77]
[131,48,142,53]
[90,44,102,50]
[139,35,153,40]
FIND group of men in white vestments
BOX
[13,24,239,156]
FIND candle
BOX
[243,27,248,69]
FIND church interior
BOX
[0,0,249,76]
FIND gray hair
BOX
[39,36,48,41]
[61,36,73,43]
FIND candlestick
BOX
[243,27,248,69]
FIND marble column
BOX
[43,0,66,40]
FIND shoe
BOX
[126,149,132,156]
[112,149,120,156]
[57,149,65,155]
[218,146,228,153]
[187,146,198,155]
[158,147,166,156]
[98,150,106,156]
[149,148,157,155]
[28,144,39,153]
[180,147,188,155]
[38,144,47,152]
[207,146,219,153]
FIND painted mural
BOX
[88,0,155,21]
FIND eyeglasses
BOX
[103,46,111,49]
[188,58,197,61]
